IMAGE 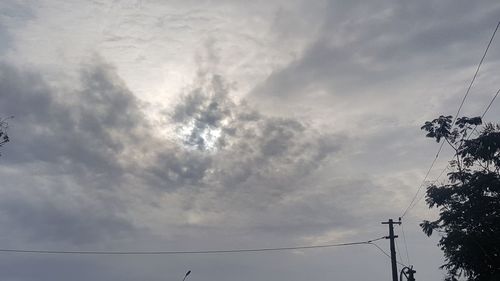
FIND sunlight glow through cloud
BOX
[176,118,223,152]
[1,1,499,280]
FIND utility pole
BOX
[382,219,401,281]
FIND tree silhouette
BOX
[0,117,10,156]
[420,115,500,281]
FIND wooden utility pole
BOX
[382,219,401,281]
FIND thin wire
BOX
[400,222,411,266]
[464,88,500,141]
[401,148,441,218]
[401,21,500,219]
[368,242,407,267]
[402,86,500,273]
[464,87,500,141]
[0,237,385,255]
[412,164,449,211]
[480,88,500,119]
[395,235,405,266]
[434,163,450,184]
[451,21,499,127]
[412,88,500,210]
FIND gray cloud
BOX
[0,1,34,54]
[4,1,498,279]
[253,0,500,102]
[166,72,340,190]
[131,71,356,240]
[0,59,149,244]
[0,187,133,245]
[0,60,149,175]
[0,58,345,247]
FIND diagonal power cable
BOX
[368,242,407,267]
[401,21,500,219]
[411,87,500,210]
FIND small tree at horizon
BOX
[0,117,10,155]
[420,115,500,281]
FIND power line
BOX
[395,234,405,266]
[412,165,448,213]
[410,87,500,211]
[401,149,441,218]
[480,88,500,119]
[464,87,500,141]
[400,222,411,266]
[368,242,407,267]
[0,237,385,255]
[451,21,500,126]
[401,21,500,219]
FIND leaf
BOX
[420,220,438,236]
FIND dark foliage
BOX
[0,117,10,155]
[420,116,500,281]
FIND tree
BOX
[420,115,500,281]
[0,117,9,155]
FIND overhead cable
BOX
[410,87,500,211]
[368,242,407,267]
[451,21,500,126]
[400,21,500,219]
[0,237,385,255]
[400,222,411,266]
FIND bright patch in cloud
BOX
[176,118,223,151]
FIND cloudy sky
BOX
[0,1,499,280]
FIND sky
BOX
[0,1,500,280]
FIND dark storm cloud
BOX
[253,0,500,100]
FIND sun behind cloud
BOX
[171,74,235,152]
